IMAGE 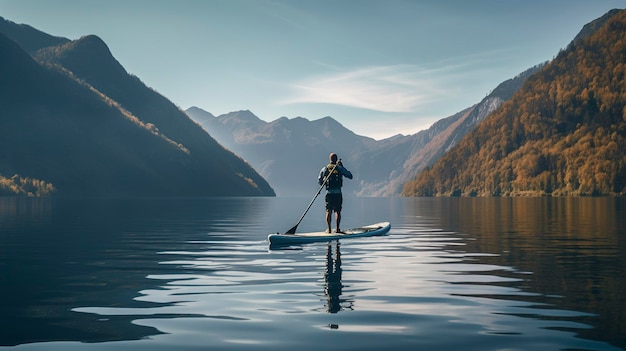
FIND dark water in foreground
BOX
[0,196,624,350]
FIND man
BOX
[318,153,353,233]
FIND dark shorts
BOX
[325,193,343,212]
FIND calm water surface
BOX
[0,197,624,350]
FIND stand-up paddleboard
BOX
[268,221,390,246]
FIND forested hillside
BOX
[402,9,626,197]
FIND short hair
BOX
[329,153,338,163]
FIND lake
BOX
[0,196,624,350]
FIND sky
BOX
[1,0,624,140]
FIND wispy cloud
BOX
[279,63,469,113]
[278,45,517,114]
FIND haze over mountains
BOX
[186,108,377,196]
[186,9,624,197]
[2,9,624,198]
[0,16,274,197]
[185,8,624,197]
[185,55,542,197]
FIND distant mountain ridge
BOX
[186,63,543,197]
[186,107,375,196]
[0,18,274,196]
[186,9,622,197]
[3,8,620,197]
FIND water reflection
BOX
[0,197,276,346]
[323,242,353,314]
[409,197,626,350]
[1,197,625,351]
[0,197,52,229]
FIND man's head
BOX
[329,153,338,164]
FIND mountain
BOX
[186,108,375,196]
[355,63,545,196]
[402,9,626,197]
[186,5,616,198]
[0,21,274,196]
[187,63,542,197]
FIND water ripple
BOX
[2,197,624,351]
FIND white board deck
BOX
[268,221,390,246]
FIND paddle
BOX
[284,161,340,235]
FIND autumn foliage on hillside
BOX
[403,10,626,197]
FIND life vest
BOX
[324,163,343,189]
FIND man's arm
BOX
[338,165,353,179]
[318,167,327,185]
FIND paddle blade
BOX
[284,225,297,235]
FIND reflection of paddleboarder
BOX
[324,241,352,313]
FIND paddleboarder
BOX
[318,153,353,233]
